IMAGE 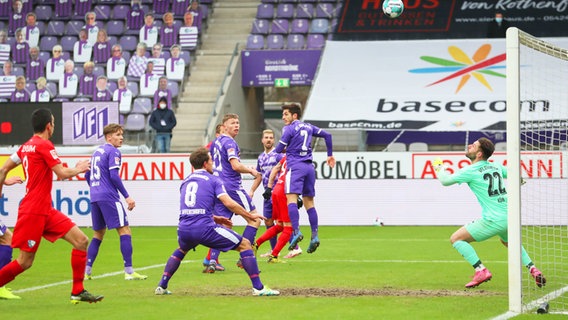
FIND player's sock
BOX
[520,245,533,267]
[288,203,300,231]
[452,240,481,266]
[239,249,263,290]
[272,226,292,257]
[209,249,220,263]
[306,207,319,238]
[71,249,87,295]
[267,224,277,250]
[242,225,258,245]
[159,249,186,289]
[473,261,486,271]
[256,224,283,246]
[86,237,102,273]
[0,260,24,287]
[120,234,134,274]
[206,248,212,261]
[0,244,12,268]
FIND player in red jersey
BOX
[0,108,103,304]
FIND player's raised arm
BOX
[52,160,91,180]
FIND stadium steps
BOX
[171,0,256,153]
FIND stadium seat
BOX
[25,82,35,95]
[167,81,179,98]
[38,51,50,64]
[112,4,130,20]
[256,4,274,19]
[94,5,112,20]
[291,19,309,34]
[12,66,24,76]
[385,142,407,152]
[296,3,315,19]
[46,81,58,97]
[65,21,84,36]
[74,96,91,102]
[36,5,53,21]
[306,34,325,49]
[266,34,284,50]
[107,81,117,93]
[119,36,138,52]
[280,0,298,3]
[276,3,295,19]
[132,97,152,114]
[179,50,191,66]
[36,21,47,35]
[93,65,105,78]
[127,81,139,97]
[251,19,269,35]
[46,21,65,37]
[316,3,335,19]
[287,34,305,50]
[53,97,70,102]
[107,36,118,47]
[60,36,78,52]
[408,142,429,152]
[309,19,329,34]
[246,34,265,50]
[73,66,84,77]
[261,0,278,3]
[39,36,59,52]
[124,113,147,133]
[270,19,289,34]
[106,21,126,36]
[494,142,507,151]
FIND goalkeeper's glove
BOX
[262,187,272,200]
[297,196,303,209]
[432,158,446,173]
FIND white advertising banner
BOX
[304,39,568,131]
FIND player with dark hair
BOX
[0,108,103,303]
[154,147,279,296]
[84,124,147,281]
[272,103,335,254]
[435,137,546,288]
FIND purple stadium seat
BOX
[316,3,335,19]
[53,97,70,102]
[39,51,50,64]
[107,81,117,93]
[46,21,65,36]
[201,4,209,20]
[61,51,71,61]
[12,66,24,76]
[266,34,284,50]
[65,21,84,36]
[261,0,278,3]
[112,5,130,20]
[251,19,269,35]
[93,65,105,78]
[291,19,309,34]
[124,113,146,132]
[296,3,315,19]
[167,81,179,98]
[306,34,325,49]
[25,82,36,95]
[132,97,153,114]
[127,81,139,98]
[180,50,191,66]
[299,0,317,2]
[73,66,84,77]
[256,4,274,19]
[46,81,58,97]
[74,96,91,102]
[36,5,53,21]
[95,5,112,20]
[106,21,126,36]
[119,36,138,52]
[39,36,58,51]
[276,3,294,19]
[270,19,289,34]
[60,36,78,52]
[246,35,264,50]
[309,19,329,34]
[280,0,298,3]
[122,51,132,63]
[36,21,47,35]
[287,34,305,50]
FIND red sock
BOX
[0,260,25,287]
[256,224,283,246]
[272,226,292,257]
[71,249,87,295]
[206,248,212,261]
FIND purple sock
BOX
[159,249,186,289]
[242,225,258,245]
[210,249,220,262]
[288,203,300,231]
[306,207,319,238]
[267,224,277,249]
[240,249,263,290]
[0,245,12,268]
[120,234,133,273]
[86,237,102,271]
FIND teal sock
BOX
[453,240,481,266]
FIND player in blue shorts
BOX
[154,147,279,296]
[435,138,545,288]
[0,175,23,299]
[84,124,147,281]
[273,103,335,254]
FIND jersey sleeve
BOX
[41,141,62,169]
[213,176,228,198]
[108,148,121,170]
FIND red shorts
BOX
[12,207,76,253]
[271,184,290,223]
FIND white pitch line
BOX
[489,286,568,320]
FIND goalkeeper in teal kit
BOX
[434,138,546,288]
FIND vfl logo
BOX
[73,107,110,141]
[27,240,36,248]
[409,44,506,93]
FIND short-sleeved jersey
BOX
[450,160,508,221]
[277,120,325,166]
[88,143,123,203]
[178,169,228,229]
[256,149,283,188]
[275,156,287,187]
[17,135,61,214]
[210,134,242,191]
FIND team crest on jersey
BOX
[50,149,59,160]
[114,157,120,165]
[227,148,236,156]
[27,240,36,248]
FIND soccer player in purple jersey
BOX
[249,129,283,257]
[84,124,147,281]
[204,113,262,271]
[0,175,23,300]
[273,103,335,254]
[154,147,279,296]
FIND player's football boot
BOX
[70,290,104,304]
[260,251,272,258]
[288,230,304,251]
[307,236,320,254]
[530,267,546,287]
[465,268,492,288]
[203,259,217,273]
[125,271,148,280]
[267,255,286,264]
[236,258,244,269]
[252,286,280,296]
[284,247,303,259]
[84,273,92,280]
[0,286,21,300]
[154,287,172,295]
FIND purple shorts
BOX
[214,187,256,219]
[262,198,273,219]
[0,220,6,237]
[91,201,129,231]
[285,161,316,197]
[177,225,241,252]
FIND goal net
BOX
[506,27,568,315]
